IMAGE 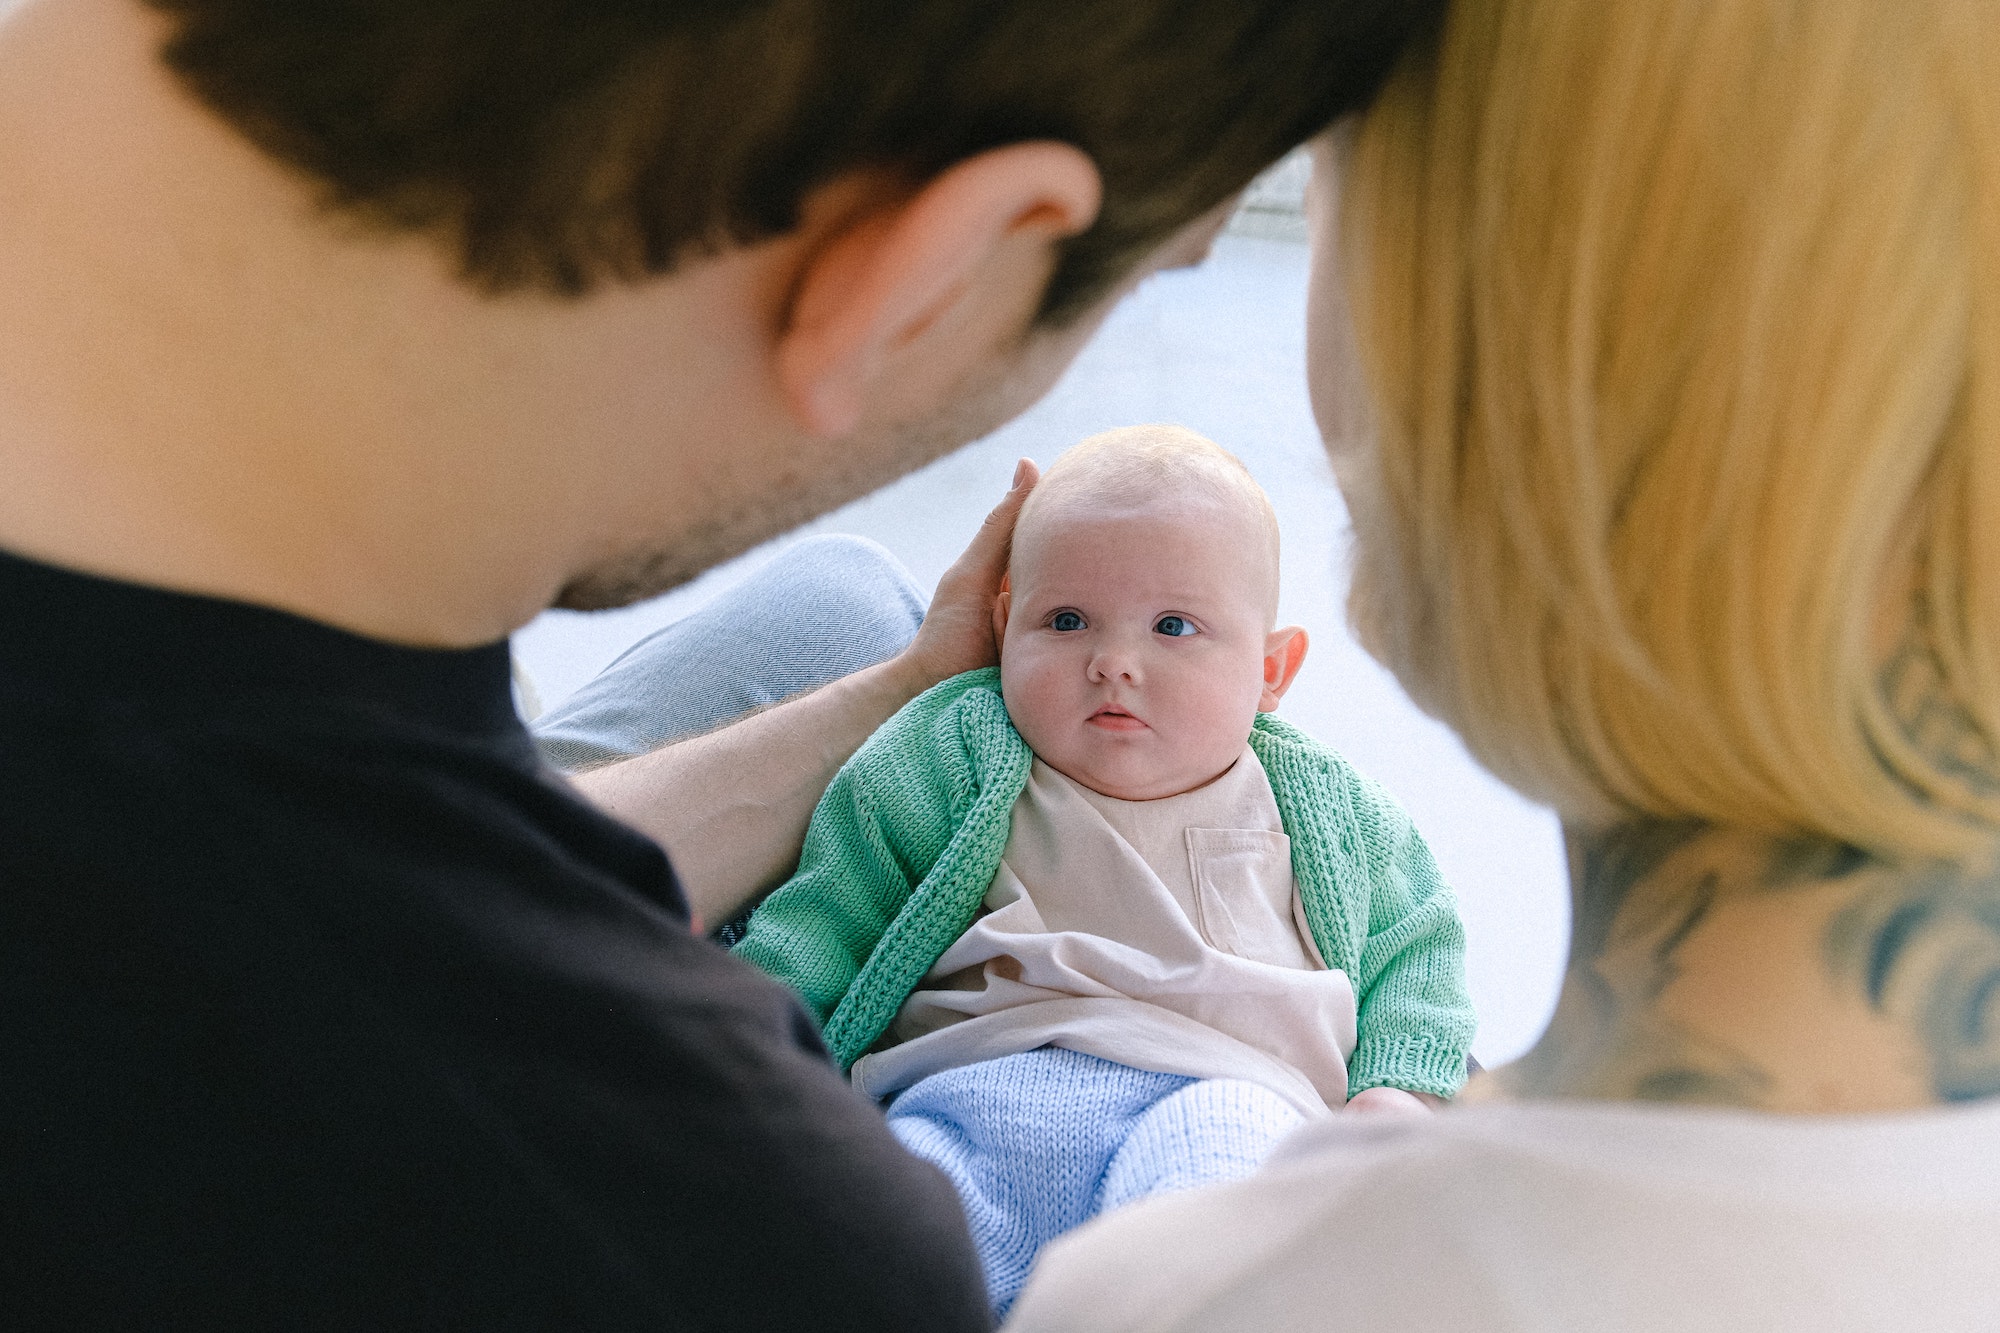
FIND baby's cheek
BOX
[999,657,1066,750]
[1181,669,1265,744]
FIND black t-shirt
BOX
[0,549,989,1330]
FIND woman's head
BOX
[1320,0,2000,860]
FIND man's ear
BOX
[775,142,1101,438]
[991,576,1013,647]
[1259,626,1309,710]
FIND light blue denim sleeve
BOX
[529,534,928,772]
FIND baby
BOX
[736,425,1473,1313]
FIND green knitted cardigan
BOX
[734,668,1474,1098]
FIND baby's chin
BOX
[1040,750,1237,802]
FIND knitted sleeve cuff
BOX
[1348,1032,1470,1100]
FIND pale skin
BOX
[994,481,1435,1113]
[1307,130,2000,1114]
[0,0,1237,930]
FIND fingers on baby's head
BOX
[1016,424,1283,615]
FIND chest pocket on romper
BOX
[1182,828,1313,969]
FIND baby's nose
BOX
[1087,646,1142,683]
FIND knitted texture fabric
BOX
[885,1048,1303,1317]
[734,668,1475,1097]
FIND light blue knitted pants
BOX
[886,1048,1304,1317]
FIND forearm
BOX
[571,652,931,929]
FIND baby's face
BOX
[998,498,1281,801]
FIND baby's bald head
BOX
[999,425,1302,800]
[1013,425,1282,623]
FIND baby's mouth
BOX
[1086,705,1150,733]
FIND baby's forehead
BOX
[1018,459,1277,551]
[1011,486,1281,611]
[1016,486,1262,547]
[1011,426,1282,604]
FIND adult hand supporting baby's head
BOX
[890,458,1041,695]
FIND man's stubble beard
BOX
[549,438,933,611]
[550,323,1083,612]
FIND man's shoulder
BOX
[0,668,991,1328]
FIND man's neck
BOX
[1479,818,2000,1113]
[0,0,783,646]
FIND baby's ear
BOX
[1259,626,1309,710]
[991,584,1012,647]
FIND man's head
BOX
[143,0,1439,326]
[995,426,1309,801]
[0,0,1440,646]
[130,0,1443,622]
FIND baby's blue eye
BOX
[1051,611,1086,632]
[1154,615,1195,638]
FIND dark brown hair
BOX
[146,0,1440,322]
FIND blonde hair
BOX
[1338,0,2000,859]
[1018,424,1282,616]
